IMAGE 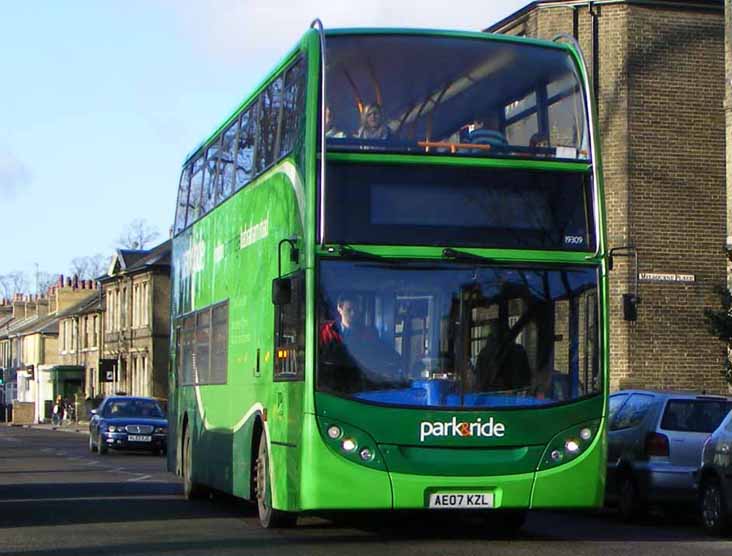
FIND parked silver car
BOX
[607,390,732,521]
[697,408,732,535]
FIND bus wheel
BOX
[255,437,297,528]
[183,426,208,500]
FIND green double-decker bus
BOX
[169,24,608,529]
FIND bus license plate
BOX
[128,435,152,442]
[428,492,494,509]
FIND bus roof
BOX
[182,27,574,167]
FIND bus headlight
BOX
[341,438,357,452]
[539,419,601,470]
[565,439,580,453]
[317,417,386,471]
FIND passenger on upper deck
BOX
[458,113,507,151]
[325,106,346,139]
[354,103,391,140]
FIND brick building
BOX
[488,0,728,393]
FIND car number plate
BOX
[428,492,494,509]
[128,435,152,442]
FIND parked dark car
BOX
[89,396,167,456]
[697,408,732,535]
[607,389,732,521]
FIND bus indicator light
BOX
[551,450,563,462]
[359,448,374,461]
[580,428,592,441]
[327,425,342,439]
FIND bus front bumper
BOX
[297,415,605,512]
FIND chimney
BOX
[12,295,28,319]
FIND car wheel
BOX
[183,426,208,500]
[701,479,729,536]
[255,436,297,528]
[618,475,645,522]
[88,433,96,453]
[98,435,108,455]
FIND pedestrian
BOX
[52,394,63,426]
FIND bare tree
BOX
[36,272,56,294]
[88,253,110,278]
[70,257,90,279]
[69,253,110,280]
[117,219,160,250]
[0,271,28,299]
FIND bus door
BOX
[271,270,306,506]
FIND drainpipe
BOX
[588,1,600,101]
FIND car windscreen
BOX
[660,399,732,433]
[103,399,165,419]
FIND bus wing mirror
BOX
[272,277,292,306]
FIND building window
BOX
[121,287,127,330]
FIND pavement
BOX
[4,421,89,434]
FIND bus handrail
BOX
[553,33,602,261]
[311,18,327,248]
[417,140,492,153]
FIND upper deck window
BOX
[325,35,590,161]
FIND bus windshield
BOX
[325,34,590,160]
[317,260,600,409]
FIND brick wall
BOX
[493,1,728,393]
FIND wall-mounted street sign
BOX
[638,272,696,284]
[98,359,117,382]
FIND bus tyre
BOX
[183,426,208,500]
[255,437,297,528]
[618,474,645,522]
[700,478,729,536]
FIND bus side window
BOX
[201,141,220,215]
[237,104,257,190]
[256,76,284,174]
[279,57,306,159]
[220,122,237,202]
[174,167,191,235]
[274,271,305,381]
[187,156,204,227]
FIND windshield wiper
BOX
[442,248,493,263]
[334,245,384,261]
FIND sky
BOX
[0,0,529,283]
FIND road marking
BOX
[127,474,152,482]
[1,494,181,503]
[84,460,100,466]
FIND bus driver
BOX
[319,294,402,390]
